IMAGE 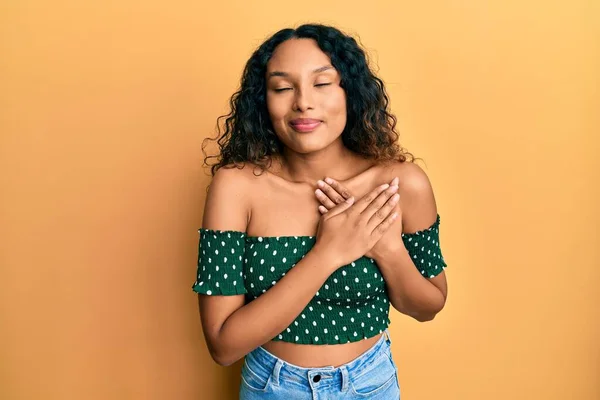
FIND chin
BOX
[292,136,338,154]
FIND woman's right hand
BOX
[312,182,400,270]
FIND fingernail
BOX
[324,177,334,185]
[315,189,323,195]
[389,185,399,192]
[391,212,398,220]
[381,184,390,190]
[345,196,355,204]
[392,194,400,202]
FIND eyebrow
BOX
[267,65,334,79]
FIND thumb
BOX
[323,196,354,219]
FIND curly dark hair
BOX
[203,23,416,176]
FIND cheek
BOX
[266,96,291,143]
[324,90,347,128]
[266,95,288,123]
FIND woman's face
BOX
[265,38,347,155]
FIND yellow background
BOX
[1,1,598,399]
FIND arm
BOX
[374,164,448,321]
[375,249,447,321]
[202,249,338,366]
[315,164,448,322]
[198,167,339,366]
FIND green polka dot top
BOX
[192,214,447,345]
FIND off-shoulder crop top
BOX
[192,214,447,345]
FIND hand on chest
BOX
[248,176,382,237]
[243,236,387,302]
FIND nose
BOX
[293,87,314,112]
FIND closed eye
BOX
[273,83,331,93]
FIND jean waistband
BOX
[246,330,392,391]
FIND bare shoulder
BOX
[395,162,434,194]
[202,163,267,232]
[379,161,438,232]
[209,163,266,186]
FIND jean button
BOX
[313,375,321,383]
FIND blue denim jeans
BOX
[239,330,400,399]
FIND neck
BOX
[277,139,363,184]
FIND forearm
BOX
[215,248,338,365]
[375,247,446,321]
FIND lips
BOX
[289,118,322,133]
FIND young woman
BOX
[193,23,448,399]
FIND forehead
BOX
[267,38,333,73]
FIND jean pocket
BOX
[349,353,398,397]
[241,359,273,392]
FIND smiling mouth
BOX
[289,121,322,133]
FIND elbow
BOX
[412,312,437,322]
[413,300,446,322]
[409,305,442,322]
[209,348,229,367]
[206,336,238,367]
[396,306,438,322]
[203,318,246,367]
[399,298,446,323]
[209,347,240,367]
[213,355,235,367]
[207,336,245,367]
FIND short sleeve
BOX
[192,229,247,296]
[401,214,447,278]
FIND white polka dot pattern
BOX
[243,234,391,344]
[192,230,247,296]
[400,214,447,277]
[191,214,447,344]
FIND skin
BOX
[198,38,447,368]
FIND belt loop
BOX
[340,365,349,392]
[384,329,392,345]
[272,359,284,387]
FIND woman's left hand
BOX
[315,177,405,261]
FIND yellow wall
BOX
[1,1,598,399]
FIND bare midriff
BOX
[261,333,383,368]
[248,160,396,369]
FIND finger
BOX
[324,177,352,200]
[318,205,328,214]
[322,196,355,219]
[317,180,345,204]
[315,188,337,209]
[390,177,399,187]
[367,192,400,230]
[352,183,391,214]
[360,185,399,222]
[370,210,400,240]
